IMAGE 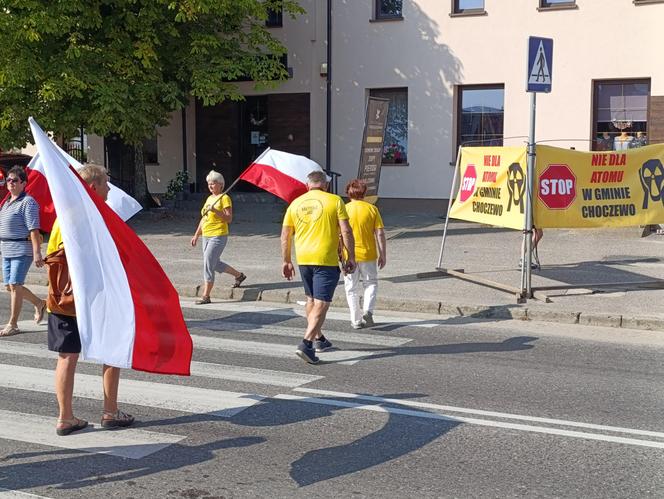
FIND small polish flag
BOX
[29,117,192,375]
[239,148,330,203]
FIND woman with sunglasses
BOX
[0,165,45,336]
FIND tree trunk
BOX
[132,143,155,208]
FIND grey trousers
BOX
[202,236,229,283]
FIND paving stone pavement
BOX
[18,195,664,332]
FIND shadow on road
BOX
[0,436,264,491]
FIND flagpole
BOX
[203,147,273,218]
[222,147,272,196]
[437,146,462,269]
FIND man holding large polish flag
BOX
[29,118,192,435]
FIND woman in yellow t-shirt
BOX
[343,179,386,328]
[190,170,246,304]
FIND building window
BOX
[593,79,650,151]
[453,0,485,14]
[540,0,576,7]
[266,6,283,27]
[143,134,158,164]
[457,85,504,148]
[375,0,403,19]
[370,88,408,164]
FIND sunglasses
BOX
[6,178,22,183]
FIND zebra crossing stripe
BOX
[191,335,376,365]
[0,364,264,417]
[0,409,184,459]
[0,340,322,388]
[191,320,410,347]
[180,299,446,328]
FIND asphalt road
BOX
[0,291,663,498]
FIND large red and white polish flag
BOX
[29,117,192,375]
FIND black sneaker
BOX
[295,342,320,364]
[362,312,375,326]
[313,338,333,352]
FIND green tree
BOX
[0,0,303,206]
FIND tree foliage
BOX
[0,0,304,148]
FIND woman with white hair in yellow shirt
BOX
[191,170,246,304]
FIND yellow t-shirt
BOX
[283,189,349,266]
[47,218,63,254]
[201,194,232,237]
[346,200,384,262]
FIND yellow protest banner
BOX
[449,146,528,230]
[534,144,664,228]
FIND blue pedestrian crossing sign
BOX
[527,37,553,93]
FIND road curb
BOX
[23,273,664,332]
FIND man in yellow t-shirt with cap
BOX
[281,170,356,365]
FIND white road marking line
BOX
[0,489,50,499]
[293,388,664,440]
[0,340,321,388]
[0,365,263,418]
[180,299,446,328]
[273,394,664,450]
[190,320,411,347]
[0,410,184,460]
[192,335,376,365]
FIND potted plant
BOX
[165,170,189,202]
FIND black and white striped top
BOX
[0,192,40,258]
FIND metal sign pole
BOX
[437,147,462,269]
[521,92,537,297]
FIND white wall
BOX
[330,0,663,199]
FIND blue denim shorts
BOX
[2,255,33,285]
[299,265,341,303]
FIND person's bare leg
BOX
[222,265,242,279]
[102,365,121,414]
[8,285,21,328]
[55,353,79,426]
[21,285,42,308]
[305,296,314,322]
[304,300,330,341]
[201,281,214,298]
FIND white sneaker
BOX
[351,321,365,329]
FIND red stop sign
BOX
[459,164,477,202]
[538,163,576,209]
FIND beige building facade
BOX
[88,0,663,205]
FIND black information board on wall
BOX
[357,97,390,202]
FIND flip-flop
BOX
[34,301,46,324]
[56,417,88,436]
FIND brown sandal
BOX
[56,417,88,436]
[0,325,20,337]
[101,410,135,429]
[195,296,211,305]
[233,273,247,288]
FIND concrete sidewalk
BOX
[23,196,664,331]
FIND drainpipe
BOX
[181,107,188,189]
[325,0,332,173]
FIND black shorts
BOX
[47,312,81,354]
[299,265,341,302]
